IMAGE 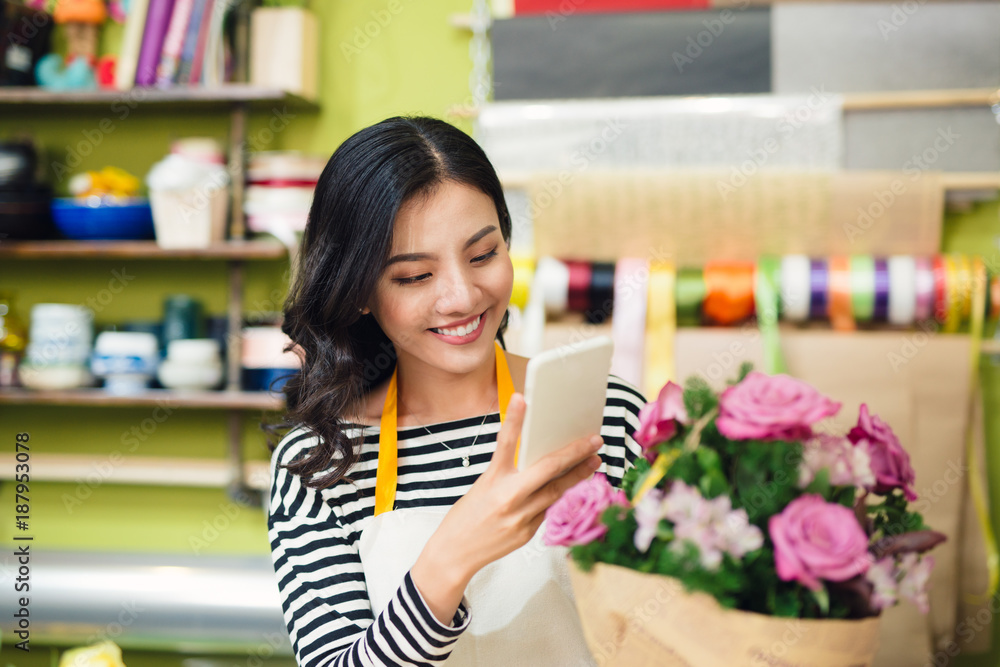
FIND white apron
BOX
[359,342,596,666]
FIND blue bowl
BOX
[51,197,155,240]
[243,367,298,394]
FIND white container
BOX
[158,359,224,390]
[25,303,93,366]
[146,154,230,249]
[19,363,92,390]
[166,338,221,365]
[241,327,300,369]
[91,331,160,395]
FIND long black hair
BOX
[272,116,513,489]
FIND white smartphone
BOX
[516,335,614,472]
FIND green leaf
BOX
[804,467,831,498]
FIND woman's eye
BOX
[473,248,498,263]
[394,274,430,285]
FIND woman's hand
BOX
[410,392,602,625]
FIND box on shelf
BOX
[249,7,318,101]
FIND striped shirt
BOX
[268,375,647,667]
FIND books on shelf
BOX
[116,0,236,90]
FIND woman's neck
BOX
[394,346,498,427]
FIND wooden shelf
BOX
[0,84,318,109]
[0,388,284,410]
[0,452,270,491]
[0,239,290,260]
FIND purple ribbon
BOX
[874,258,890,321]
[809,259,828,320]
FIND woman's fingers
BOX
[513,433,603,499]
[490,392,526,472]
[522,454,602,518]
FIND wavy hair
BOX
[270,116,512,489]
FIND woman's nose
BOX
[435,266,478,314]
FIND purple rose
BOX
[769,494,872,591]
[848,404,917,501]
[635,381,689,461]
[543,473,628,547]
[716,372,841,442]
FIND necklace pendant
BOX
[462,456,470,467]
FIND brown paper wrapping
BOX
[568,561,881,666]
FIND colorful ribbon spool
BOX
[702,261,755,326]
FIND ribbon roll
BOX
[610,258,649,388]
[566,260,592,313]
[932,256,948,324]
[887,256,917,326]
[645,262,676,398]
[850,255,876,323]
[991,275,1000,321]
[781,255,811,323]
[755,256,786,374]
[587,261,616,325]
[510,256,535,311]
[828,256,855,332]
[809,259,829,321]
[676,268,707,327]
[944,255,962,333]
[873,258,890,322]
[535,256,570,316]
[703,261,755,326]
[958,255,973,322]
[915,257,935,322]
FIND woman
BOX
[268,116,647,666]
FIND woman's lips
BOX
[429,310,487,344]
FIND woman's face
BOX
[365,180,513,377]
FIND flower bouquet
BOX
[545,365,946,667]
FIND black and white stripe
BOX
[268,375,647,667]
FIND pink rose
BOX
[543,473,628,547]
[848,404,917,501]
[769,494,872,591]
[716,372,841,442]
[635,381,689,461]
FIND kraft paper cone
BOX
[568,561,881,667]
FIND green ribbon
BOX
[850,255,876,322]
[755,256,786,374]
[676,268,706,327]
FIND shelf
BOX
[0,388,284,410]
[0,452,270,491]
[0,239,290,260]
[0,84,318,109]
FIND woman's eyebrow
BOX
[385,224,498,266]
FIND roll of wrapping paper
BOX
[510,256,535,311]
[850,255,876,323]
[566,260,592,313]
[809,259,829,321]
[645,262,676,398]
[610,258,650,388]
[755,256,786,374]
[828,256,855,332]
[587,261,616,324]
[676,268,706,327]
[702,262,755,325]
[537,256,570,316]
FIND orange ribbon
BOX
[702,261,755,325]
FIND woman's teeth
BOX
[432,314,481,337]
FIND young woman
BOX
[268,116,647,666]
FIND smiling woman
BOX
[266,116,647,667]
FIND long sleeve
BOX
[268,431,472,666]
[599,375,647,487]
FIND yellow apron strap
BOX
[374,369,399,517]
[374,341,514,516]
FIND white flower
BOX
[898,553,934,614]
[717,508,764,559]
[633,488,666,553]
[799,434,876,489]
[866,557,899,610]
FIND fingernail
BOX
[590,435,603,448]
